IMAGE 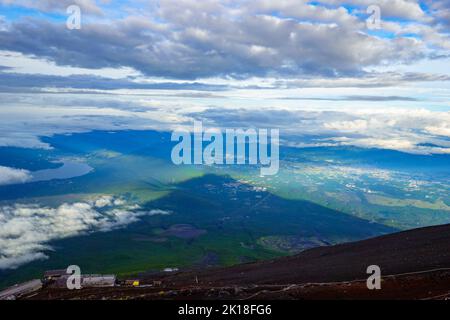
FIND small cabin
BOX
[82,275,117,287]
[44,269,67,280]
[52,276,71,288]
[49,274,117,288]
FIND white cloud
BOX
[0,0,444,79]
[324,119,370,131]
[425,124,450,137]
[320,0,427,21]
[0,166,31,186]
[147,209,172,216]
[331,136,417,151]
[0,89,449,155]
[193,104,450,153]
[320,109,450,154]
[93,195,114,208]
[0,197,172,269]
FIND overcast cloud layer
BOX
[0,0,449,79]
[0,0,448,153]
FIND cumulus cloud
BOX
[425,124,450,137]
[426,0,450,28]
[319,0,427,21]
[0,196,172,269]
[0,166,31,185]
[0,0,443,79]
[191,107,450,154]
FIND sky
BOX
[0,0,449,154]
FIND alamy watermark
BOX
[171,122,280,176]
[366,265,382,290]
[66,5,82,30]
[66,265,82,290]
[366,5,381,30]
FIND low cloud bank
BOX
[0,166,32,186]
[192,108,450,155]
[0,196,171,269]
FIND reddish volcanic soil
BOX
[24,224,450,300]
